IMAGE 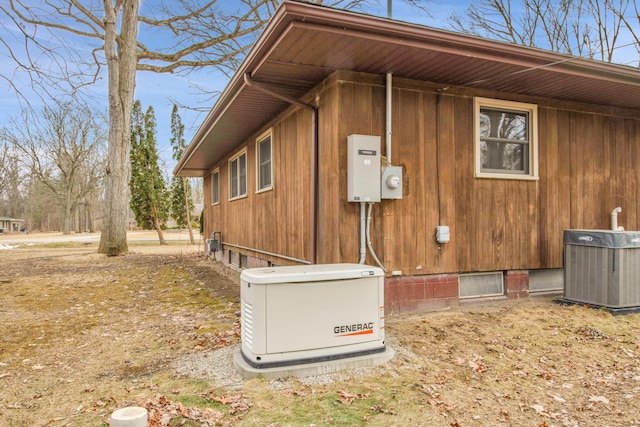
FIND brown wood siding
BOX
[327,73,640,275]
[202,107,313,265]
[316,81,339,263]
[319,81,388,264]
[202,70,640,275]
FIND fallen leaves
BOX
[468,354,489,373]
[530,404,550,417]
[336,389,371,405]
[142,394,226,427]
[192,326,240,351]
[574,326,611,341]
[588,395,609,404]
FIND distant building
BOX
[0,217,25,233]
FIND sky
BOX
[1,0,638,175]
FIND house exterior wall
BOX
[203,107,313,266]
[201,70,640,311]
[321,71,640,276]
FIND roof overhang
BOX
[175,0,640,177]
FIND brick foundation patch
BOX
[386,274,459,315]
[505,270,529,299]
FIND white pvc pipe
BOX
[611,207,624,231]
[110,406,148,427]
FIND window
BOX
[211,169,219,205]
[256,130,272,192]
[474,98,538,180]
[229,150,247,200]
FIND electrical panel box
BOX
[348,135,381,202]
[381,165,403,199]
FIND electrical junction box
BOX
[239,263,386,368]
[381,165,403,199]
[348,135,381,202]
[436,225,450,244]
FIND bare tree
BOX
[0,143,14,205]
[2,102,107,234]
[0,143,25,219]
[449,0,637,65]
[1,0,431,254]
[614,0,640,61]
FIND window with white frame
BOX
[474,97,538,180]
[256,130,272,192]
[229,150,247,200]
[211,169,220,205]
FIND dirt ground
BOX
[1,233,640,426]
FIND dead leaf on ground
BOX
[531,404,550,417]
[336,390,370,405]
[589,395,609,405]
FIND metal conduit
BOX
[222,241,312,265]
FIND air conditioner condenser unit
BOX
[564,229,640,309]
[237,263,388,370]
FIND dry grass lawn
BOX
[1,234,640,426]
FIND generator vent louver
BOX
[241,300,253,349]
[564,230,640,309]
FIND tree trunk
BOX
[152,205,167,245]
[183,177,195,245]
[63,192,72,235]
[88,202,95,233]
[74,204,80,233]
[98,0,140,255]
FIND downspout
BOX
[244,72,319,264]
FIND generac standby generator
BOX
[239,263,386,368]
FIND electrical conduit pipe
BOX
[359,202,367,264]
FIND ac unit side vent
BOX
[241,300,253,348]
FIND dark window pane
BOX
[239,153,247,196]
[481,141,528,172]
[480,108,527,141]
[230,159,238,198]
[212,172,219,204]
[258,136,271,189]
